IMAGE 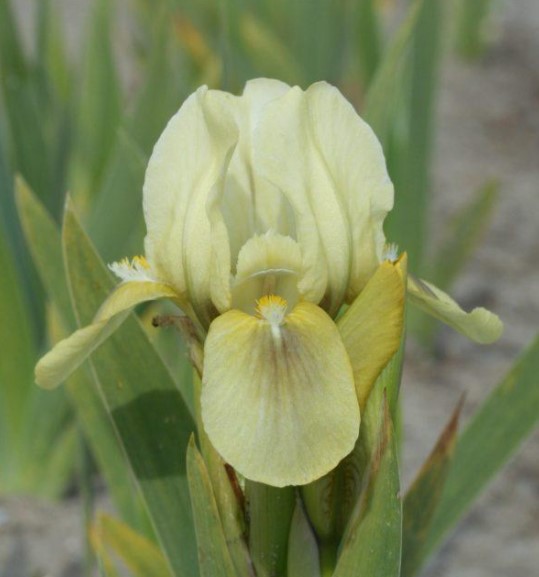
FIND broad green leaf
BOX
[333,400,401,577]
[94,513,171,577]
[187,438,237,577]
[62,202,198,577]
[401,400,462,577]
[15,181,148,529]
[425,334,539,557]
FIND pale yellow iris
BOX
[35,79,502,487]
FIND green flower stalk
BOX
[35,79,502,489]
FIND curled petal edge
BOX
[407,276,503,344]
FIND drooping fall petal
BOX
[35,281,178,389]
[201,301,360,487]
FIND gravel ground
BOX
[1,1,538,576]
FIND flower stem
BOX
[245,480,295,577]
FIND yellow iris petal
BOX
[408,275,503,344]
[337,259,406,409]
[201,301,360,487]
[35,281,178,389]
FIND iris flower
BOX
[36,79,502,487]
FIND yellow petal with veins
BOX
[337,259,406,409]
[35,281,178,389]
[201,301,359,487]
[407,275,503,344]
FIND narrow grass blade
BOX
[412,181,498,344]
[288,0,344,84]
[70,0,121,202]
[401,399,462,577]
[0,0,53,206]
[455,0,493,59]
[355,0,382,88]
[363,0,425,145]
[386,0,444,271]
[239,12,302,85]
[430,181,498,290]
[93,513,172,577]
[187,438,237,577]
[0,223,35,458]
[425,335,539,557]
[334,400,401,577]
[62,202,198,577]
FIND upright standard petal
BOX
[337,259,406,409]
[304,82,394,301]
[408,276,503,344]
[253,86,348,312]
[143,86,238,326]
[201,302,360,487]
[35,281,178,389]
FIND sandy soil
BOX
[1,1,538,576]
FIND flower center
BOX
[255,294,288,326]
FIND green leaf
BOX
[192,373,253,577]
[363,0,425,144]
[94,513,172,577]
[0,1,53,207]
[70,0,121,202]
[401,399,462,577]
[333,399,401,577]
[15,180,148,527]
[412,181,498,345]
[454,0,493,59]
[187,437,237,577]
[87,130,147,261]
[0,217,35,459]
[62,202,198,577]
[355,0,381,89]
[430,180,498,291]
[425,334,539,557]
[287,499,321,577]
[385,0,445,271]
[239,12,302,85]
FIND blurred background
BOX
[0,0,538,575]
